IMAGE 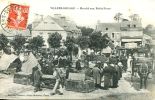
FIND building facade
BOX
[32,16,67,48]
[96,22,121,47]
[120,21,143,49]
[95,21,144,49]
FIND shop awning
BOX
[122,39,142,42]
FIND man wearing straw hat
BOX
[51,63,66,95]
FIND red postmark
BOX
[7,3,29,30]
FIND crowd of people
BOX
[30,50,152,95]
[31,53,125,94]
[87,60,123,90]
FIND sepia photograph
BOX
[0,0,155,99]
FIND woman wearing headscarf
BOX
[103,62,111,90]
[110,63,118,88]
[117,62,123,80]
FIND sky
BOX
[0,0,155,28]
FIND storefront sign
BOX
[125,43,137,48]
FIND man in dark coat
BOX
[76,59,82,70]
[111,64,119,88]
[138,62,149,89]
[33,65,43,92]
[120,55,127,72]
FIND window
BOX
[133,24,136,28]
[105,33,108,34]
[51,22,55,24]
[128,24,130,28]
[112,33,114,38]
[106,28,108,30]
[39,32,43,35]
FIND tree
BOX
[77,26,94,36]
[0,34,9,52]
[64,36,78,61]
[77,36,90,50]
[114,12,123,23]
[10,35,26,55]
[28,36,44,53]
[143,24,155,35]
[89,31,109,54]
[48,32,62,56]
[129,14,141,21]
[56,46,68,57]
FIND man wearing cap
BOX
[33,65,43,92]
[138,62,149,89]
[92,61,103,89]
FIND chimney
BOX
[32,13,43,29]
[60,16,66,21]
[97,20,100,24]
[40,15,43,21]
[54,14,61,18]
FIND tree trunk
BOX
[36,48,38,54]
[86,48,89,67]
[99,49,102,55]
[70,52,72,62]
[54,48,55,59]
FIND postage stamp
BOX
[0,3,30,34]
[7,3,29,30]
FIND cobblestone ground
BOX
[0,73,154,100]
[124,72,155,100]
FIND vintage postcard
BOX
[0,0,155,99]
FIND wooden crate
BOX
[65,79,95,93]
[68,73,85,81]
[13,72,31,85]
[41,75,56,89]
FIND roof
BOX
[33,16,64,31]
[0,29,31,37]
[96,23,121,32]
[0,54,18,70]
[21,52,41,74]
[52,17,81,33]
[143,34,152,40]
